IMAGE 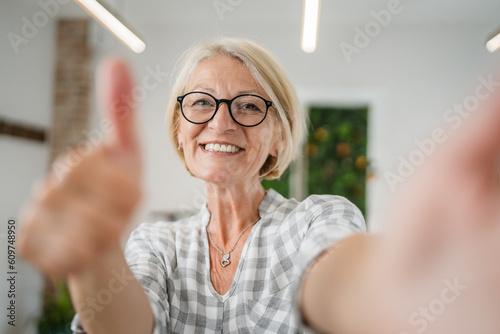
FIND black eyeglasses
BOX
[177,91,273,127]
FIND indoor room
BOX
[2,0,500,333]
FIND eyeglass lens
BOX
[181,92,267,126]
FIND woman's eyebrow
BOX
[190,86,262,96]
[191,86,215,93]
[235,90,261,95]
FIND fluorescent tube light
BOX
[74,0,146,54]
[487,31,500,53]
[301,0,321,53]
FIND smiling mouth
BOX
[202,143,243,153]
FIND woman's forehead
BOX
[186,56,267,97]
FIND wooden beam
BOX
[0,117,47,143]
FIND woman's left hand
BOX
[373,75,500,334]
[302,73,500,334]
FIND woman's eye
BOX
[241,103,260,111]
[243,103,257,109]
[193,99,213,106]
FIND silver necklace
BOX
[207,218,260,267]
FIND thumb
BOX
[98,57,139,155]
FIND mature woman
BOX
[18,37,500,334]
[18,38,363,333]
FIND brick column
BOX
[40,19,92,330]
[51,19,91,163]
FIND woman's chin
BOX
[195,170,236,186]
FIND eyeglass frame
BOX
[176,91,273,127]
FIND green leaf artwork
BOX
[263,105,369,217]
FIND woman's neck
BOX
[205,179,265,246]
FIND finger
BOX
[419,85,500,226]
[382,74,500,272]
[61,147,141,223]
[19,204,107,276]
[445,84,500,175]
[37,173,127,247]
[33,233,95,276]
[98,58,139,155]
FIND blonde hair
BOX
[166,37,305,180]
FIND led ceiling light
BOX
[486,31,500,53]
[74,0,146,54]
[301,0,321,53]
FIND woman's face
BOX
[177,56,278,187]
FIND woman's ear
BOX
[270,128,285,157]
[177,130,183,150]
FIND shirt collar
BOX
[199,188,287,226]
[258,188,287,218]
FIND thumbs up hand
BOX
[18,59,142,276]
[99,58,141,164]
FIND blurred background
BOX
[1,0,500,332]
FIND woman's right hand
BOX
[18,59,142,277]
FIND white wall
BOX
[1,0,500,332]
[113,20,499,231]
[0,1,56,332]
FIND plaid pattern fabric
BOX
[124,189,366,334]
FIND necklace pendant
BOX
[221,253,230,267]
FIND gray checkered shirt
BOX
[70,189,365,333]
[123,189,365,333]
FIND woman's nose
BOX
[208,102,238,132]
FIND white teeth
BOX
[204,143,240,153]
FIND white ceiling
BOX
[57,0,500,26]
